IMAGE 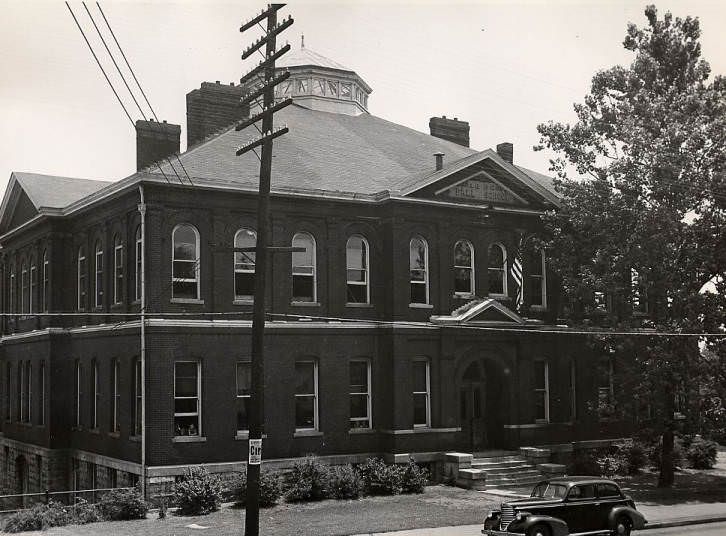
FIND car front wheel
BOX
[613,515,632,536]
[526,524,551,536]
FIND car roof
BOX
[542,476,619,487]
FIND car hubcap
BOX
[617,522,628,534]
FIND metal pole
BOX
[138,185,147,499]
[244,7,278,535]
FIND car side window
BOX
[597,483,621,498]
[568,484,595,500]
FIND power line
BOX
[65,2,134,127]
[95,1,194,186]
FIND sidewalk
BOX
[352,500,726,536]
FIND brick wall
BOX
[186,82,249,147]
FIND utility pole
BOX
[237,5,293,535]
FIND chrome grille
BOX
[500,503,515,530]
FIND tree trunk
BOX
[658,389,676,488]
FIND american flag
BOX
[510,234,524,311]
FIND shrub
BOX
[596,454,626,478]
[172,466,225,515]
[97,488,148,521]
[68,499,103,524]
[401,458,429,494]
[359,458,404,496]
[686,436,718,469]
[285,456,330,502]
[234,470,282,508]
[326,464,362,500]
[619,440,648,475]
[3,501,71,533]
[570,450,601,475]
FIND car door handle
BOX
[594,503,600,506]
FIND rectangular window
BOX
[111,359,119,432]
[29,265,37,314]
[134,360,142,435]
[39,362,45,426]
[17,363,23,422]
[20,266,28,315]
[78,251,87,311]
[42,254,49,313]
[349,360,371,429]
[24,362,31,424]
[412,359,430,428]
[74,361,82,428]
[114,242,123,304]
[9,270,16,313]
[533,360,549,422]
[91,361,99,428]
[236,362,251,434]
[5,363,11,421]
[295,361,318,431]
[528,249,546,308]
[95,248,103,308]
[174,361,201,436]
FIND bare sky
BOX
[0,1,724,194]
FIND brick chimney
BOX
[186,81,249,147]
[496,142,514,164]
[429,116,470,147]
[135,119,181,172]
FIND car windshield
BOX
[530,483,568,499]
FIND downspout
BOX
[138,185,147,498]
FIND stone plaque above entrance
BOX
[436,171,528,206]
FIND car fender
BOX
[608,505,647,530]
[509,514,570,536]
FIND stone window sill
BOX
[348,428,375,435]
[345,303,373,308]
[171,298,205,305]
[233,299,254,306]
[293,429,323,438]
[89,428,101,435]
[409,303,433,309]
[129,435,141,442]
[530,305,548,312]
[234,432,268,440]
[172,435,207,443]
[108,431,121,438]
[291,301,321,307]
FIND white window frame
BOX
[534,359,550,423]
[349,359,372,430]
[412,358,431,428]
[20,262,28,315]
[234,228,256,302]
[346,235,370,305]
[114,236,123,305]
[295,360,318,432]
[488,243,508,297]
[91,360,99,429]
[112,359,119,433]
[409,236,430,306]
[235,361,251,434]
[453,239,475,297]
[291,232,317,303]
[173,361,202,436]
[77,246,87,311]
[529,248,547,310]
[94,242,103,308]
[29,261,37,314]
[135,226,142,302]
[42,250,49,313]
[171,224,201,301]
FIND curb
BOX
[643,515,726,530]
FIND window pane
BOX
[292,234,314,267]
[174,415,199,436]
[295,363,315,395]
[488,270,504,295]
[454,268,472,293]
[174,398,198,414]
[454,241,472,266]
[346,268,366,283]
[410,282,426,304]
[412,361,427,391]
[292,275,314,302]
[530,277,543,306]
[533,361,546,389]
[350,362,368,392]
[236,363,251,396]
[237,397,249,431]
[346,237,366,271]
[413,393,428,425]
[347,283,367,304]
[350,394,368,419]
[235,273,255,298]
[295,396,315,428]
[173,260,197,280]
[410,239,426,271]
[175,363,198,396]
[174,226,197,260]
[234,229,256,266]
[534,392,546,420]
[173,281,198,299]
[489,245,503,267]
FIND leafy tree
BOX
[535,5,726,487]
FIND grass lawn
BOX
[615,466,726,505]
[2,485,499,536]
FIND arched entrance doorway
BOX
[458,358,507,452]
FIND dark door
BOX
[460,380,487,451]
[564,484,599,532]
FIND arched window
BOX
[409,236,429,305]
[94,241,104,308]
[487,243,507,296]
[29,258,37,314]
[9,263,16,314]
[453,240,475,296]
[172,224,200,300]
[77,246,87,311]
[134,226,142,302]
[234,228,256,301]
[113,235,123,305]
[291,232,316,303]
[20,261,28,315]
[41,250,49,313]
[527,247,546,308]
[346,235,369,304]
